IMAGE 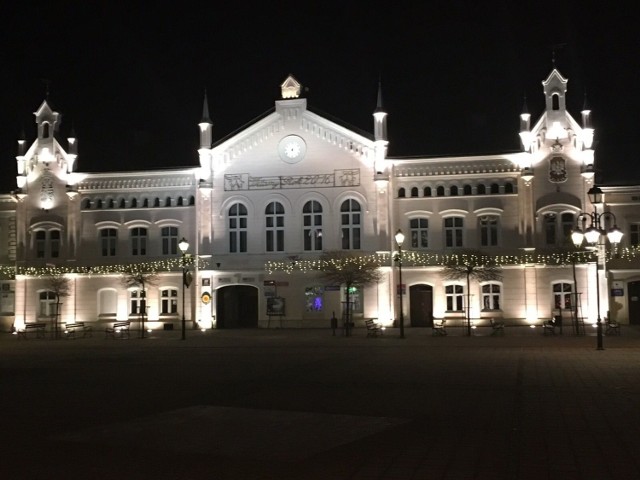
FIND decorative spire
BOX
[201,89,211,124]
[375,77,384,113]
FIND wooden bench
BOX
[605,318,620,336]
[64,322,93,339]
[365,318,383,337]
[432,319,447,336]
[105,321,130,339]
[17,322,47,339]
[490,318,505,336]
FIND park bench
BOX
[105,321,130,339]
[365,318,383,337]
[605,317,620,336]
[432,319,447,336]
[490,318,505,336]
[64,322,93,339]
[17,322,47,339]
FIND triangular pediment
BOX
[280,75,301,99]
[34,100,58,122]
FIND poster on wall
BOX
[267,297,285,316]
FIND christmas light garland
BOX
[265,246,640,274]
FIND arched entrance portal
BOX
[216,285,259,328]
[410,284,433,327]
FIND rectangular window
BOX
[36,231,46,258]
[630,224,640,246]
[544,214,556,245]
[444,217,464,248]
[50,230,61,258]
[161,289,178,314]
[479,216,498,247]
[482,283,501,310]
[553,283,573,310]
[305,286,324,312]
[39,291,56,316]
[445,285,464,311]
[162,227,178,255]
[130,290,145,315]
[101,229,117,256]
[410,218,428,248]
[131,228,147,256]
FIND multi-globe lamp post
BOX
[178,237,190,341]
[395,229,405,339]
[571,187,622,350]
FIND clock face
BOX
[278,135,306,163]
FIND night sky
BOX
[1,2,638,194]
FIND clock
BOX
[278,135,306,163]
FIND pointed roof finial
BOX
[201,89,211,123]
[521,93,529,115]
[581,88,590,113]
[41,78,51,100]
[375,76,385,113]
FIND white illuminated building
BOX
[1,69,640,333]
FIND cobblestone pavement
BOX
[2,325,639,479]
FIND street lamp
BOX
[394,229,405,339]
[571,186,623,350]
[178,237,190,341]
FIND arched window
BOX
[436,186,445,197]
[477,184,486,195]
[96,199,103,209]
[504,183,514,194]
[490,183,500,194]
[229,203,248,253]
[82,199,91,209]
[450,185,459,196]
[552,93,560,110]
[154,198,160,207]
[410,187,419,197]
[108,199,115,208]
[424,187,432,197]
[42,123,50,138]
[177,197,184,206]
[166,197,172,207]
[142,198,149,208]
[188,196,195,205]
[130,198,138,208]
[265,201,285,252]
[463,185,472,195]
[119,199,126,208]
[303,201,323,251]
[398,188,406,198]
[341,199,361,250]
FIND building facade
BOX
[2,70,640,333]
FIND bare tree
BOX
[46,273,72,339]
[120,268,158,338]
[441,250,502,336]
[318,251,383,336]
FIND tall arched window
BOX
[477,184,486,195]
[341,199,361,250]
[436,186,445,197]
[490,183,500,194]
[265,201,285,252]
[229,203,248,253]
[424,187,432,197]
[450,185,459,196]
[303,201,323,251]
[410,187,419,197]
[398,188,406,198]
[463,185,472,195]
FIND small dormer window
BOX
[42,122,50,138]
[552,94,560,111]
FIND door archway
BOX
[628,281,640,325]
[216,285,259,328]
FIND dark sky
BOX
[1,2,638,194]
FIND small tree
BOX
[46,274,71,339]
[441,250,502,336]
[120,268,158,338]
[318,251,382,336]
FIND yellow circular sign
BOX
[201,292,211,304]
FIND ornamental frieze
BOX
[224,169,360,191]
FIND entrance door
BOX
[216,285,259,328]
[410,284,433,327]
[629,281,640,325]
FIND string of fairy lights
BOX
[0,257,201,278]
[1,246,639,278]
[265,246,640,274]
